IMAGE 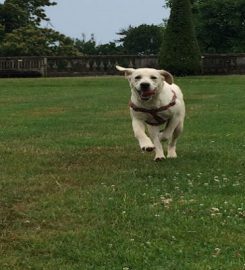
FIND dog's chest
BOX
[129,89,178,126]
[131,107,172,126]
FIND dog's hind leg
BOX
[147,125,165,161]
[167,121,183,158]
[159,115,180,142]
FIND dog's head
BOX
[116,65,173,101]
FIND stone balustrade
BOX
[0,54,244,77]
[46,55,158,77]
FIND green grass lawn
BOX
[0,75,244,270]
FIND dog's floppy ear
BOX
[159,70,174,85]
[116,65,135,78]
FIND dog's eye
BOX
[151,76,157,80]
[135,75,142,80]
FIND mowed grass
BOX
[0,75,244,270]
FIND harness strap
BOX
[129,90,177,126]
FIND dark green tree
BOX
[165,0,245,53]
[0,25,79,56]
[160,0,201,75]
[193,0,245,53]
[0,1,28,33]
[0,23,4,42]
[0,0,80,56]
[117,24,164,55]
[0,0,56,33]
[75,34,124,55]
[96,42,124,55]
[74,34,97,55]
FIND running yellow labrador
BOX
[116,66,185,161]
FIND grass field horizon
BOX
[0,75,244,269]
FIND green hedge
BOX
[159,0,201,75]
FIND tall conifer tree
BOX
[159,0,201,75]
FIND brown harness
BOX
[129,90,177,126]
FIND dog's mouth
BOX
[137,88,157,100]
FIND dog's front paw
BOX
[140,139,155,152]
[154,155,166,162]
[142,146,155,152]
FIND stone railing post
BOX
[40,57,48,77]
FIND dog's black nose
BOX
[140,82,150,90]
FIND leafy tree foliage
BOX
[0,25,79,56]
[0,1,28,33]
[193,0,245,53]
[0,0,79,56]
[74,37,97,55]
[160,0,201,75]
[0,0,56,32]
[75,40,124,55]
[0,23,4,42]
[96,42,124,55]
[117,24,163,55]
[74,34,124,55]
[165,0,245,53]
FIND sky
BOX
[43,0,170,44]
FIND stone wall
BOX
[201,54,245,75]
[46,55,158,77]
[0,54,245,77]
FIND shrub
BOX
[159,0,201,75]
